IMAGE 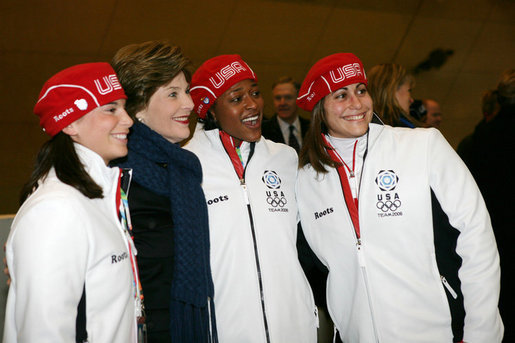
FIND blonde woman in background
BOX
[367,63,423,127]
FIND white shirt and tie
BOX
[276,116,302,152]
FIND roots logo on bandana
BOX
[375,170,403,218]
[262,170,288,212]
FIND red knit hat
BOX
[190,55,257,118]
[34,62,127,136]
[297,53,367,112]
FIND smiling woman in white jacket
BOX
[3,63,140,343]
[295,53,503,343]
[184,54,318,343]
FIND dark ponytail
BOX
[197,110,218,131]
[20,133,103,204]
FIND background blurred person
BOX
[262,76,309,152]
[457,69,514,343]
[457,89,500,163]
[410,98,443,128]
[422,98,443,128]
[367,63,423,128]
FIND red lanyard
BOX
[220,130,244,180]
[322,134,360,238]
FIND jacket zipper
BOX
[353,136,379,342]
[356,239,380,342]
[240,178,271,343]
[207,296,214,343]
[440,276,458,299]
[220,137,270,342]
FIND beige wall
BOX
[1,0,514,213]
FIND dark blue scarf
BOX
[117,122,217,342]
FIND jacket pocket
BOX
[440,275,458,299]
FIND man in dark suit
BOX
[261,76,310,152]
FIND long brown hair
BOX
[299,98,341,173]
[20,133,103,204]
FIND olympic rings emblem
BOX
[376,199,402,212]
[267,195,287,207]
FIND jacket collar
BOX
[367,123,385,153]
[74,143,120,197]
[195,124,263,153]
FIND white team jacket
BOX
[185,126,317,343]
[3,144,137,343]
[296,123,503,343]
